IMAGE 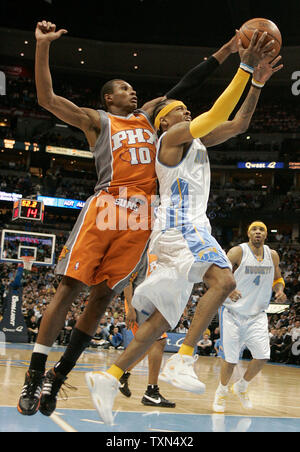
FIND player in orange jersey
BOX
[18,19,240,416]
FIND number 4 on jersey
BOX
[253,275,261,286]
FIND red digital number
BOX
[27,208,38,218]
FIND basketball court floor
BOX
[1,342,299,432]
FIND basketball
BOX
[239,18,282,57]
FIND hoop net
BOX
[21,256,34,271]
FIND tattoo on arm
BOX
[238,88,260,119]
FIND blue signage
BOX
[238,162,284,169]
[37,196,85,210]
[122,330,197,353]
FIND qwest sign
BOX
[238,162,284,169]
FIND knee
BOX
[222,273,236,296]
[61,276,83,294]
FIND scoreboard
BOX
[0,138,40,152]
[12,199,44,222]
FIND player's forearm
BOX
[35,40,55,106]
[190,68,250,139]
[232,85,261,133]
[212,43,232,65]
[165,56,219,99]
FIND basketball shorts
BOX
[55,191,152,292]
[150,224,232,283]
[218,306,270,364]
[132,263,194,330]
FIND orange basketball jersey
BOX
[92,110,157,197]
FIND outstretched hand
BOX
[253,55,283,84]
[35,20,68,42]
[237,30,277,69]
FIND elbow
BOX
[37,97,51,108]
[234,120,249,136]
[239,124,249,135]
[37,91,54,109]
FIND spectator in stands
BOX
[27,315,39,343]
[104,317,114,336]
[108,327,123,349]
[90,325,109,348]
[291,319,300,342]
[197,334,213,356]
[115,315,126,332]
[176,322,189,334]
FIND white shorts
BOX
[132,263,193,330]
[150,225,232,283]
[132,224,231,330]
[219,306,270,364]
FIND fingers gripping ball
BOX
[239,18,282,57]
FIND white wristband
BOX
[252,78,265,89]
[240,62,254,74]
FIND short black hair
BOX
[100,79,123,110]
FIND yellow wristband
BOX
[273,277,285,288]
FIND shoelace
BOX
[42,374,77,400]
[58,381,77,401]
[21,380,42,399]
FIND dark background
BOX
[1,0,300,46]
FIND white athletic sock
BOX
[237,377,249,391]
[218,382,228,393]
[33,343,52,356]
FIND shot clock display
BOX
[12,199,44,222]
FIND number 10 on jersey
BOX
[129,147,152,165]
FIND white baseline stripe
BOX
[50,412,77,432]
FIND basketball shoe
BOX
[213,386,228,413]
[159,353,206,394]
[231,381,253,409]
[85,371,119,425]
[39,368,76,416]
[17,370,44,416]
[142,385,176,407]
[119,371,131,397]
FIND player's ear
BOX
[104,93,113,106]
[160,117,168,130]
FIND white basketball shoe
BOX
[213,386,228,413]
[231,381,253,409]
[159,353,206,394]
[85,371,119,425]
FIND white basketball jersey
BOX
[224,243,275,316]
[153,133,211,232]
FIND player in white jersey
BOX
[85,35,282,423]
[213,221,287,413]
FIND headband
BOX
[154,101,187,130]
[248,221,268,234]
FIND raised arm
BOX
[163,32,277,150]
[165,34,239,99]
[202,55,283,148]
[35,21,100,146]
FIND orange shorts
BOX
[55,191,152,291]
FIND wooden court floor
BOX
[0,343,300,432]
